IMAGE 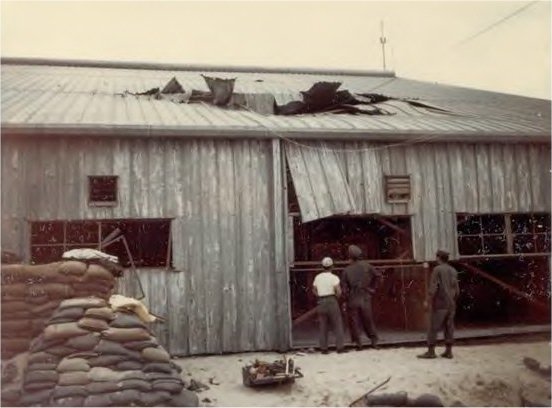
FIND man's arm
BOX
[368,265,381,294]
[425,267,439,307]
[312,276,319,297]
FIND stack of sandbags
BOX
[1,260,120,359]
[19,296,198,407]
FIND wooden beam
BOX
[457,262,549,311]
[374,217,410,238]
[458,253,550,261]
[292,306,318,326]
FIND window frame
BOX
[456,212,550,257]
[88,175,119,207]
[29,218,173,269]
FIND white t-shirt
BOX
[313,271,340,297]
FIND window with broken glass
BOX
[456,213,551,256]
[88,176,118,206]
[30,219,172,267]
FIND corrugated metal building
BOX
[1,59,550,355]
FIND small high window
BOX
[88,176,118,206]
[384,175,411,203]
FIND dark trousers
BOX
[317,296,344,351]
[428,308,455,346]
[348,297,378,345]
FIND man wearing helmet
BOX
[342,244,381,350]
[312,257,346,354]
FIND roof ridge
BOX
[0,57,396,78]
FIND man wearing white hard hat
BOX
[312,257,346,354]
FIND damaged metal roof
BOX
[1,60,550,142]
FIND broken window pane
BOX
[456,215,481,235]
[31,221,64,245]
[89,176,118,204]
[513,234,536,253]
[66,220,99,244]
[533,214,551,233]
[481,214,505,234]
[482,235,507,254]
[30,245,64,264]
[458,236,482,256]
[511,214,533,234]
[536,233,551,253]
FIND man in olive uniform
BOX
[342,245,381,350]
[418,250,460,359]
[312,257,346,354]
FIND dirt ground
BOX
[175,340,551,407]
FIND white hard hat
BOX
[321,257,333,268]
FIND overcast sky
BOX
[1,0,550,99]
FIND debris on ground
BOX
[350,391,444,407]
[187,378,210,392]
[523,357,551,379]
[242,356,303,387]
[208,377,220,385]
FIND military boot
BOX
[441,345,453,359]
[417,346,437,359]
[370,336,380,350]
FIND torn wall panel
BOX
[285,141,357,223]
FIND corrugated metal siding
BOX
[285,142,357,222]
[1,136,290,356]
[2,64,550,137]
[287,141,551,260]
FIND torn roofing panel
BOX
[285,141,357,223]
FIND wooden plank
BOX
[147,139,165,218]
[528,144,543,212]
[284,143,319,222]
[447,144,466,212]
[420,144,439,259]
[361,142,383,214]
[220,140,238,352]
[345,142,365,213]
[489,144,506,212]
[514,145,532,212]
[112,138,131,218]
[539,146,551,212]
[475,144,491,213]
[502,145,517,212]
[405,145,424,261]
[130,138,149,218]
[389,145,408,215]
[435,146,455,257]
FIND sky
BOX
[1,0,550,99]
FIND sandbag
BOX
[84,307,115,321]
[29,334,66,353]
[57,357,91,373]
[58,260,88,277]
[111,312,148,329]
[24,380,57,391]
[141,390,172,406]
[50,306,85,320]
[65,332,100,351]
[144,362,173,374]
[142,347,171,363]
[88,367,127,382]
[168,389,200,407]
[84,393,113,407]
[77,317,110,332]
[124,339,159,351]
[52,396,85,407]
[117,378,152,392]
[27,362,58,371]
[86,381,121,394]
[27,294,50,305]
[0,300,28,313]
[102,327,151,342]
[1,319,31,332]
[52,384,88,398]
[58,371,90,386]
[84,264,114,280]
[47,345,77,357]
[59,297,107,309]
[120,370,147,381]
[94,340,142,360]
[44,322,89,340]
[88,354,127,367]
[24,369,59,384]
[20,389,52,406]
[116,360,143,371]
[28,351,59,365]
[154,381,183,394]
[31,300,62,314]
[111,389,142,406]
[2,283,27,298]
[410,394,444,407]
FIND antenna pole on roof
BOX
[380,20,387,71]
